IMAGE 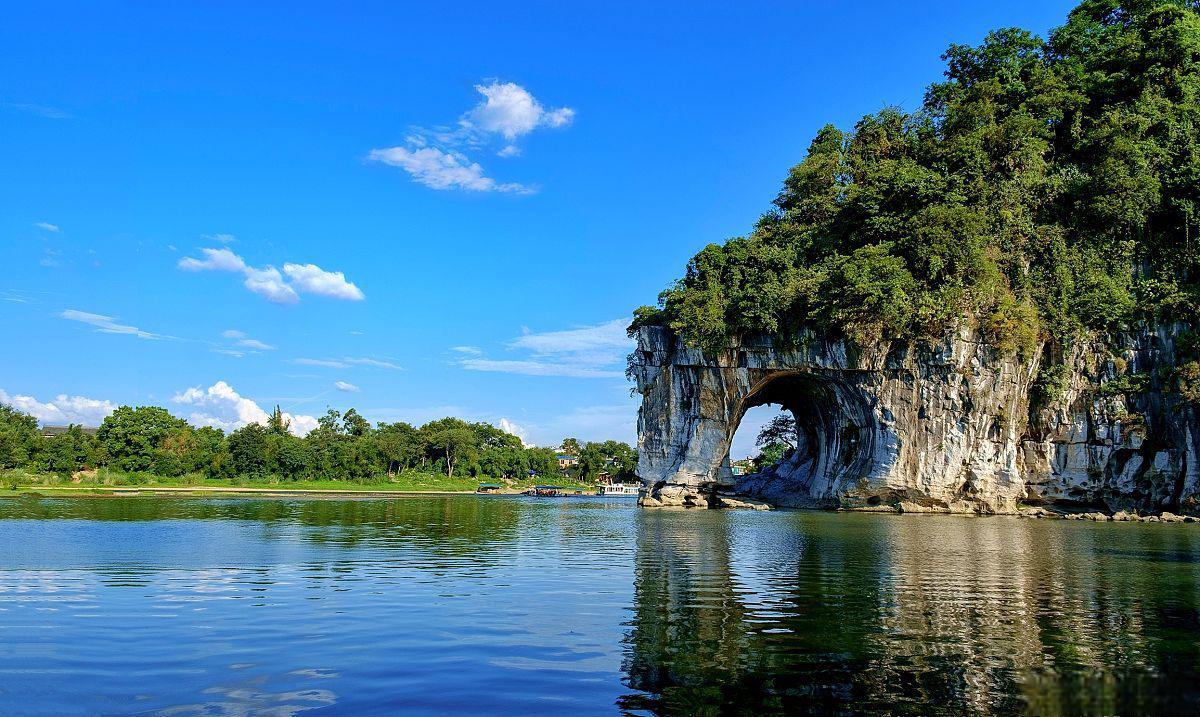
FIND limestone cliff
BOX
[630,325,1199,514]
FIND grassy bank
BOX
[0,468,593,497]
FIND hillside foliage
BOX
[634,0,1200,364]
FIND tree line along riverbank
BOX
[0,402,636,491]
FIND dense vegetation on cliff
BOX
[634,0,1199,378]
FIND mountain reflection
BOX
[621,511,1200,716]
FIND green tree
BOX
[756,414,797,451]
[578,440,637,482]
[342,408,371,438]
[0,403,40,469]
[266,406,290,436]
[228,423,271,477]
[420,417,480,479]
[42,425,96,476]
[98,406,188,472]
[375,422,420,475]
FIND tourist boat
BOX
[525,485,563,497]
[596,483,640,496]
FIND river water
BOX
[0,495,1197,715]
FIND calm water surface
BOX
[0,496,1198,715]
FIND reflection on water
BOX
[622,510,1200,715]
[0,497,1198,715]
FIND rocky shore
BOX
[631,324,1199,515]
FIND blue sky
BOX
[1,0,1076,453]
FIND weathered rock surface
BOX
[631,324,1199,514]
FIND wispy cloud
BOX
[221,330,275,352]
[34,222,60,232]
[293,358,348,368]
[3,102,71,119]
[451,345,482,355]
[368,80,572,193]
[458,318,631,378]
[367,146,532,193]
[59,309,165,340]
[458,358,623,378]
[334,380,360,392]
[293,356,402,370]
[237,338,275,351]
[0,388,116,426]
[204,233,236,244]
[178,248,363,304]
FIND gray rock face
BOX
[630,324,1199,514]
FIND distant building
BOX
[730,459,755,477]
[476,483,502,494]
[41,425,98,438]
[557,454,579,469]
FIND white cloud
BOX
[179,248,361,304]
[498,417,529,446]
[214,349,245,358]
[458,318,631,379]
[334,380,360,393]
[451,345,482,355]
[282,263,365,301]
[172,380,316,436]
[464,81,575,141]
[222,330,246,339]
[178,247,246,273]
[368,80,571,193]
[34,222,60,232]
[0,388,116,427]
[205,233,236,244]
[367,146,531,193]
[245,266,300,304]
[60,309,163,340]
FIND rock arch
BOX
[630,325,1035,511]
[730,372,885,508]
[630,323,1200,514]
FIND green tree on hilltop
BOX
[635,0,1200,371]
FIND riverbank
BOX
[0,468,591,498]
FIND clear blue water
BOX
[0,496,1198,715]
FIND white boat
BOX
[596,483,640,496]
